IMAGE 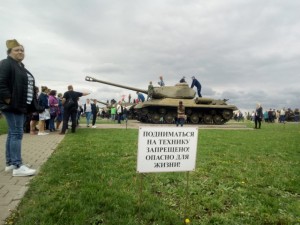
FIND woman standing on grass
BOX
[84,99,92,127]
[91,99,98,128]
[56,93,63,130]
[48,90,59,132]
[0,39,36,176]
[254,103,263,129]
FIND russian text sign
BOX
[137,126,198,173]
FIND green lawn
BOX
[0,115,8,135]
[4,120,300,225]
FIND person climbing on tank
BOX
[147,81,154,100]
[191,76,202,97]
[158,75,165,86]
[136,91,145,102]
[179,76,186,83]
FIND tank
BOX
[85,76,238,124]
[92,99,137,120]
[90,99,111,118]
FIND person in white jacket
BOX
[116,101,123,124]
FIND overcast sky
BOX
[1,0,299,113]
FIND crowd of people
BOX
[234,107,300,125]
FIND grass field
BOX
[2,118,300,225]
[0,115,8,135]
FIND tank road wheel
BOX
[203,114,212,124]
[164,113,174,124]
[139,115,148,122]
[151,113,161,124]
[222,110,233,120]
[190,113,199,124]
[141,108,148,116]
[213,114,224,125]
[186,108,193,116]
[159,108,166,115]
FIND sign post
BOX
[137,126,199,223]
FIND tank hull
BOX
[134,98,238,124]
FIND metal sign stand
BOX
[138,173,143,225]
[184,171,190,224]
[136,127,198,224]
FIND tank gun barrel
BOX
[85,76,147,94]
[97,101,108,106]
[91,99,109,106]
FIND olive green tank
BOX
[85,76,238,124]
[92,99,137,119]
[92,99,110,107]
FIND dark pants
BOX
[45,119,49,130]
[176,118,184,127]
[61,108,77,133]
[279,115,285,123]
[197,88,202,97]
[92,112,97,126]
[117,113,122,123]
[49,114,56,131]
[254,116,261,129]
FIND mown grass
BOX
[79,117,119,125]
[0,115,8,135]
[5,121,300,225]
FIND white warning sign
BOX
[137,126,198,173]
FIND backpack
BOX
[64,92,76,110]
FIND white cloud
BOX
[1,0,299,113]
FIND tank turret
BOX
[85,76,196,99]
[91,98,137,120]
[85,76,238,124]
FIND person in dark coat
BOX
[254,103,263,129]
[91,99,98,128]
[179,76,186,83]
[60,85,90,134]
[191,76,202,97]
[0,39,36,176]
